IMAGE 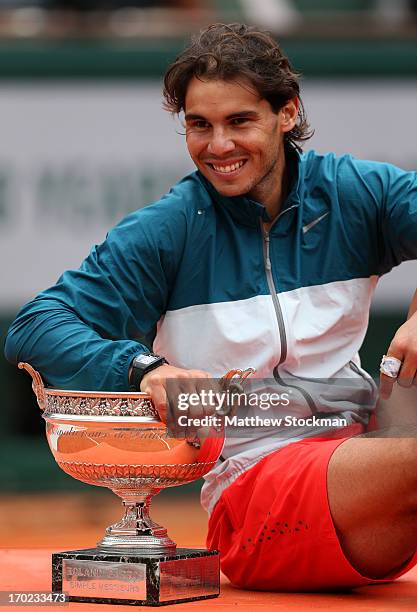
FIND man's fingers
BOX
[141,381,168,421]
[138,363,217,432]
[397,365,417,388]
[380,315,417,397]
[379,374,395,400]
[397,348,417,388]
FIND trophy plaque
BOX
[19,362,249,606]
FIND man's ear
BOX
[280,97,299,133]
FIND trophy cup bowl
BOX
[18,362,233,606]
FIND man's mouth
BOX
[207,159,247,175]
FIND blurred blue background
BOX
[0,0,416,493]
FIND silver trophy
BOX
[19,362,253,606]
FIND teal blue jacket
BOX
[5,149,417,394]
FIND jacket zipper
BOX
[262,230,288,363]
[261,217,318,415]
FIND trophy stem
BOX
[97,489,177,553]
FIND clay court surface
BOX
[1,491,417,610]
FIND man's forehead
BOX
[184,76,263,113]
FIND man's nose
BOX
[207,128,235,156]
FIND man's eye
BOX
[231,117,248,125]
[192,121,209,129]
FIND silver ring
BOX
[380,355,402,378]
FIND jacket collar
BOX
[197,144,301,228]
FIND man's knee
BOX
[328,438,417,580]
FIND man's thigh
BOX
[328,437,417,578]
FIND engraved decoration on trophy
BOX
[19,362,254,606]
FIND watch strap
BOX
[129,353,167,391]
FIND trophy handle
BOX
[18,362,47,411]
[216,367,256,417]
[222,367,256,384]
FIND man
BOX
[5,23,417,591]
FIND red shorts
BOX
[206,436,417,591]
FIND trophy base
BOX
[52,547,220,606]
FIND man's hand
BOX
[380,310,417,399]
[140,364,212,423]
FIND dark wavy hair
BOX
[163,23,313,150]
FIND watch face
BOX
[136,354,158,366]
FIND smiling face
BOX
[184,77,297,215]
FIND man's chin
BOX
[208,179,247,198]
